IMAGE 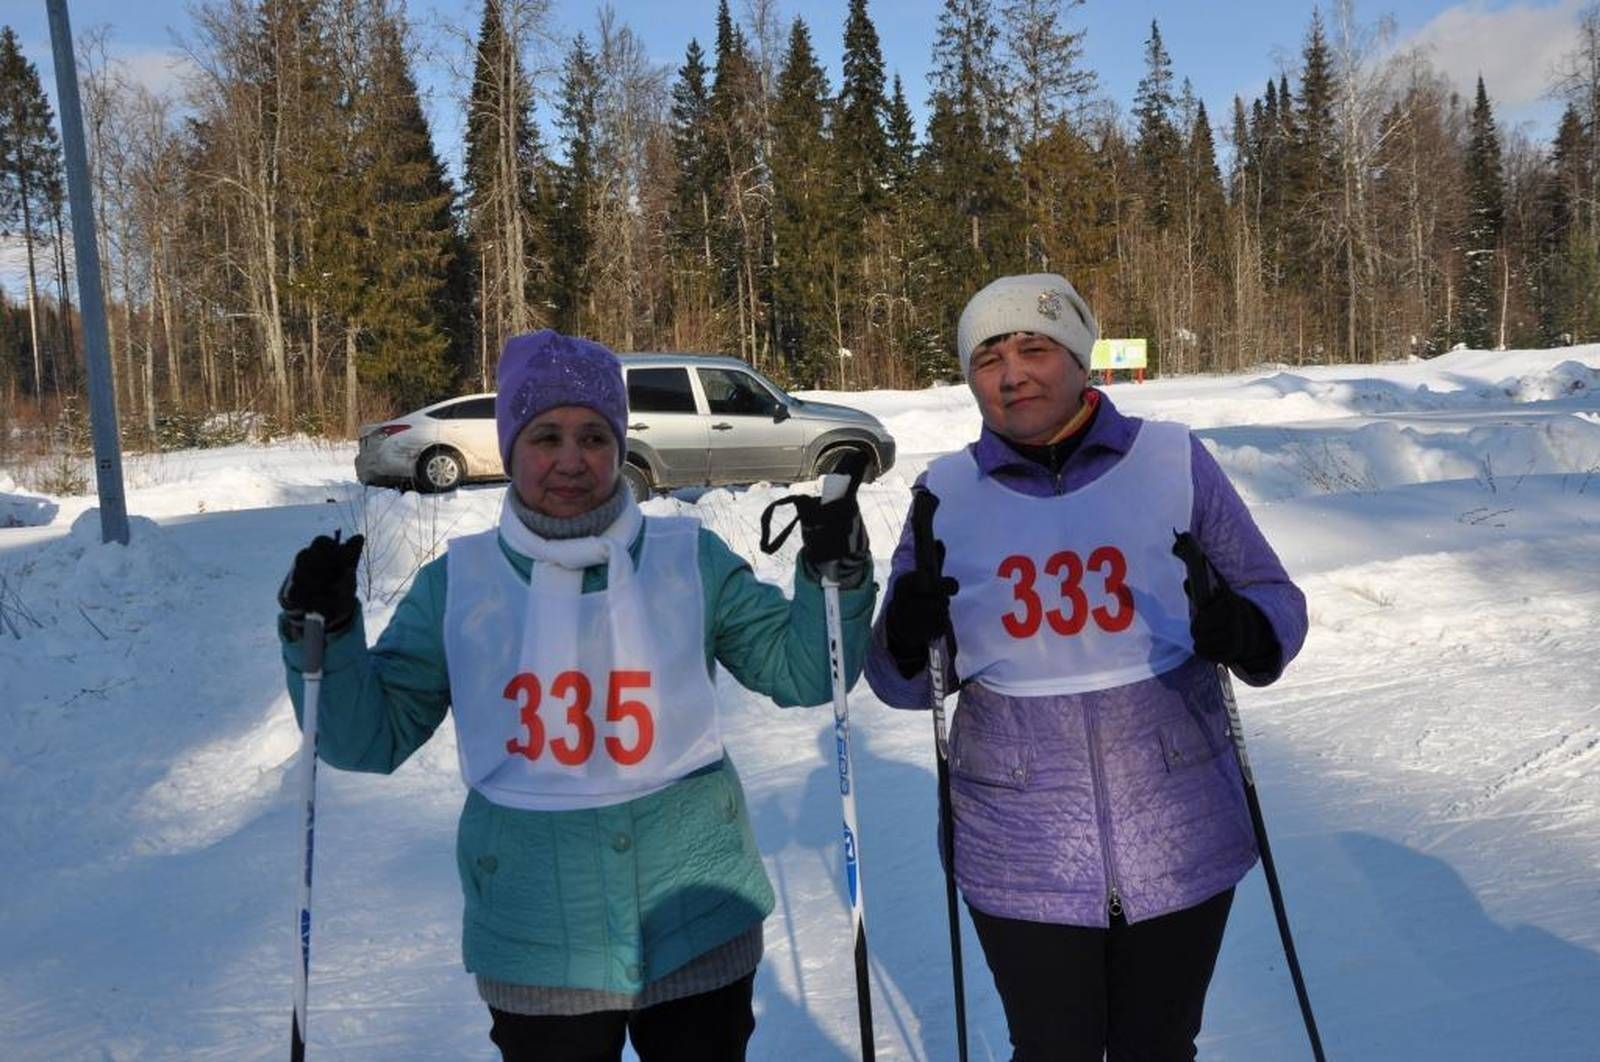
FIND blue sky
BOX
[2,0,1583,181]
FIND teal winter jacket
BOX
[280,520,875,993]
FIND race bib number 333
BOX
[997,546,1135,639]
[503,669,655,766]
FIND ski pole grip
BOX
[303,612,327,675]
[910,488,940,577]
[1171,531,1216,610]
[820,449,870,504]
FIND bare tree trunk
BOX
[344,326,358,436]
[1498,245,1510,350]
[309,300,323,419]
[119,257,136,416]
[144,271,158,435]
[20,178,43,395]
[52,206,74,389]
[159,254,182,406]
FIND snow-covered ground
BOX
[3,346,1598,1060]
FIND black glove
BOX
[758,453,871,587]
[884,550,960,678]
[800,491,868,569]
[1189,584,1278,672]
[1172,530,1279,673]
[278,531,365,636]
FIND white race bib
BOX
[925,419,1195,695]
[443,518,722,810]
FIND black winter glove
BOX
[801,491,868,568]
[1189,584,1278,672]
[759,453,872,588]
[1172,530,1279,673]
[884,551,960,679]
[278,531,364,637]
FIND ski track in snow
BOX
[2,346,1599,1059]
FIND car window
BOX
[698,368,779,416]
[427,397,493,420]
[627,367,697,414]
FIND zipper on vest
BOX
[1083,702,1124,924]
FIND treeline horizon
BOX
[1,0,1598,449]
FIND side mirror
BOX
[772,403,791,423]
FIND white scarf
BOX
[494,490,652,685]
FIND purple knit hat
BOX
[495,330,628,474]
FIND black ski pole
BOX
[291,611,326,1062]
[1172,532,1326,1062]
[909,489,969,1062]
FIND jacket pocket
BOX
[950,729,1034,790]
[456,791,504,906]
[1158,719,1225,773]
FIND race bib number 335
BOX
[503,669,655,766]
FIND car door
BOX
[441,397,500,477]
[696,366,809,484]
[624,366,710,487]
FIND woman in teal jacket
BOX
[278,330,875,1061]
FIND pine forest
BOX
[1,0,1598,454]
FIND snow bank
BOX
[3,345,1599,1059]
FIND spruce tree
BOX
[1133,20,1181,231]
[1230,95,1254,206]
[669,39,716,267]
[1460,76,1504,349]
[770,17,836,383]
[837,0,888,210]
[885,74,918,196]
[923,0,1019,360]
[316,3,457,417]
[1542,104,1599,342]
[1187,100,1228,256]
[708,0,768,364]
[551,34,600,334]
[464,0,549,366]
[1288,12,1337,297]
[0,26,65,397]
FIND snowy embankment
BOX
[2,346,1598,1060]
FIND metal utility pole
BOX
[46,0,128,544]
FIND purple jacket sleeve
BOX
[864,473,957,710]
[1188,435,1308,686]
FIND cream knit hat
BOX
[956,273,1099,374]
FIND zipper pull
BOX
[1108,886,1123,920]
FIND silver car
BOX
[355,354,896,497]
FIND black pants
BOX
[486,973,756,1062]
[970,888,1235,1062]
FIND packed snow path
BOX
[2,347,1598,1059]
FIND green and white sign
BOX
[1090,338,1148,371]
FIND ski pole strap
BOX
[758,494,812,555]
[760,453,869,556]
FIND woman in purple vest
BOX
[866,274,1307,1060]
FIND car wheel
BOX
[416,448,465,493]
[814,446,878,483]
[621,461,653,503]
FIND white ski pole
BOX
[291,611,325,1062]
[818,465,875,1062]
